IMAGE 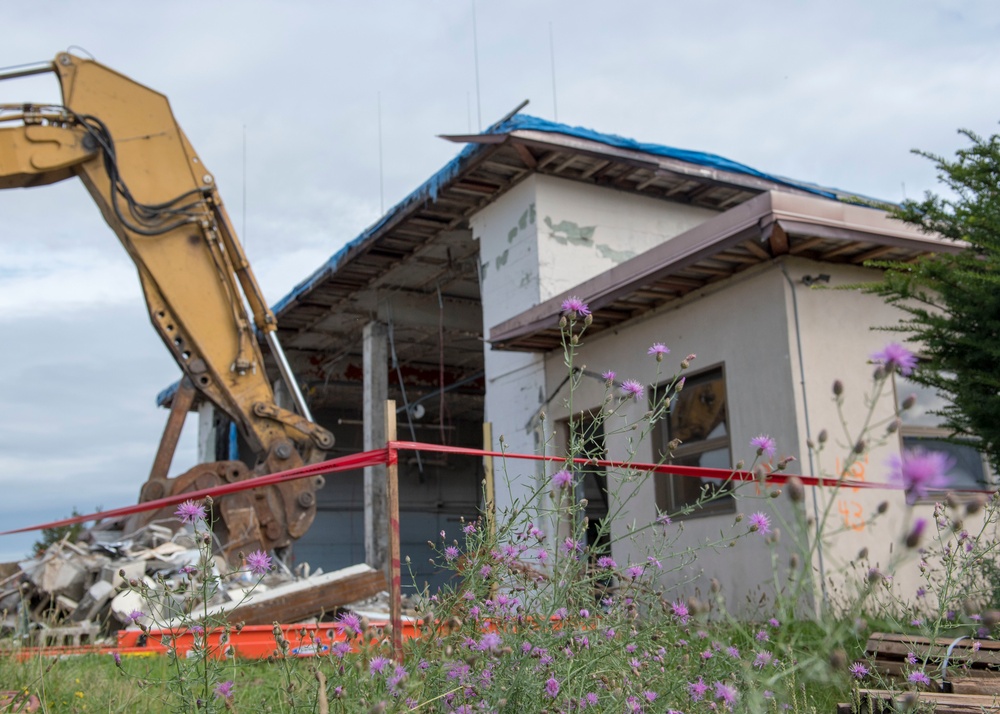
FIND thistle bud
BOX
[675,377,685,393]
[571,334,579,345]
[873,365,887,381]
[559,316,568,329]
[584,314,593,326]
[770,489,782,499]
[966,496,986,516]
[832,380,844,396]
[877,501,889,514]
[901,394,917,411]
[787,476,805,503]
[777,456,796,471]
[789,554,800,569]
[857,547,869,560]
[667,439,682,452]
[817,429,828,444]
[905,519,927,549]
[754,465,768,484]
[887,418,902,434]
[853,439,866,454]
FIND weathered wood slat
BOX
[852,688,1000,714]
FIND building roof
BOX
[488,191,962,353]
[160,114,892,412]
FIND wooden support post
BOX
[482,422,496,541]
[363,322,389,572]
[386,400,403,662]
[148,377,196,483]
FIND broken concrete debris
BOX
[0,524,386,646]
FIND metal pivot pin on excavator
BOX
[0,53,335,560]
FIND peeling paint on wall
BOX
[480,261,489,280]
[519,271,534,288]
[596,243,637,263]
[495,249,510,270]
[544,216,597,246]
[507,203,537,243]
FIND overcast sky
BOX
[1,1,998,561]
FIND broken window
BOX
[653,365,735,518]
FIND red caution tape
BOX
[0,448,389,536]
[5,440,993,538]
[389,441,895,490]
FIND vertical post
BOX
[482,422,496,541]
[148,377,196,483]
[363,322,389,572]
[386,400,403,662]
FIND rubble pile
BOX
[0,524,386,647]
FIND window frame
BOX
[652,363,736,520]
[893,373,994,500]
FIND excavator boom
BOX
[0,53,333,557]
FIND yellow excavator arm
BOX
[0,53,334,556]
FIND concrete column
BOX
[197,401,220,463]
[363,321,389,573]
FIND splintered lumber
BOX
[165,563,386,627]
[840,689,1000,714]
[228,564,386,625]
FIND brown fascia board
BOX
[488,191,957,348]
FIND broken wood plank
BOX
[168,564,386,627]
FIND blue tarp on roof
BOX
[269,113,852,318]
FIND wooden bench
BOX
[838,689,1000,714]
[836,633,1000,712]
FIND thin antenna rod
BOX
[472,0,483,131]
[378,92,385,214]
[467,92,473,134]
[242,124,247,248]
[549,22,558,122]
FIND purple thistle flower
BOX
[369,656,390,676]
[476,632,502,651]
[127,609,144,624]
[552,469,573,489]
[753,651,773,668]
[545,677,560,698]
[755,629,769,642]
[769,617,780,627]
[560,296,590,317]
[647,343,670,361]
[872,342,918,376]
[671,600,690,625]
[908,670,931,686]
[644,691,658,702]
[444,545,460,561]
[749,511,771,536]
[602,370,616,385]
[584,692,599,707]
[597,555,617,569]
[174,499,207,523]
[726,645,740,658]
[336,612,362,635]
[688,677,708,702]
[906,651,918,665]
[621,379,645,400]
[214,680,234,699]
[245,549,272,576]
[714,681,737,707]
[890,449,953,502]
[626,564,644,579]
[112,651,121,666]
[750,434,776,459]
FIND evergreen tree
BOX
[866,128,1000,473]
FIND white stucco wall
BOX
[542,263,804,613]
[473,175,719,517]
